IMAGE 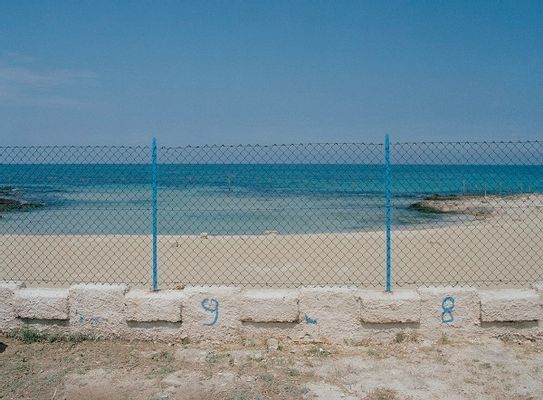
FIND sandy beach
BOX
[1,194,542,288]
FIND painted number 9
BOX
[201,298,219,326]
[441,296,455,324]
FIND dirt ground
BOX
[0,332,542,400]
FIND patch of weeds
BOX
[347,338,371,347]
[46,368,68,385]
[394,331,406,344]
[284,367,299,377]
[228,390,263,400]
[367,348,380,357]
[205,352,230,364]
[67,332,95,343]
[503,383,514,392]
[495,362,507,371]
[259,373,275,383]
[364,387,400,400]
[145,365,176,379]
[307,345,331,357]
[280,384,309,396]
[437,333,450,345]
[496,333,512,343]
[243,338,258,347]
[12,326,62,343]
[394,331,418,344]
[464,376,477,384]
[152,350,173,362]
[10,326,95,344]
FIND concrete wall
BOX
[1,281,542,343]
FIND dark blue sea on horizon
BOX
[0,164,542,234]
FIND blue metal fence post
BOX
[151,137,158,290]
[385,134,392,292]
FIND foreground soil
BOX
[0,332,542,400]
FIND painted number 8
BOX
[441,296,455,324]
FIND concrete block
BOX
[125,289,183,322]
[298,287,360,342]
[531,282,543,296]
[359,289,420,324]
[418,287,480,335]
[15,288,69,320]
[182,286,242,342]
[532,282,543,324]
[69,283,128,336]
[240,289,299,323]
[0,281,25,331]
[480,289,540,322]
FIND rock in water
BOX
[0,197,44,212]
[0,186,15,195]
[408,194,494,217]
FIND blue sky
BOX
[0,1,541,146]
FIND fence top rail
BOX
[0,145,150,150]
[159,142,384,150]
[392,139,542,145]
[0,139,541,151]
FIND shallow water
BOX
[0,164,541,234]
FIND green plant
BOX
[479,362,492,370]
[228,390,263,400]
[14,326,61,343]
[205,352,230,364]
[11,326,95,344]
[280,384,308,396]
[394,330,419,343]
[437,333,450,345]
[285,367,299,377]
[152,350,173,362]
[67,332,95,343]
[259,373,274,382]
[364,388,399,400]
[307,345,331,357]
[367,348,379,357]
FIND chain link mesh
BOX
[391,141,543,287]
[157,143,384,288]
[0,146,151,286]
[0,141,541,288]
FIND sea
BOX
[0,164,542,235]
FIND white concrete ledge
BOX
[298,287,361,341]
[418,287,480,335]
[480,289,540,322]
[1,281,542,342]
[240,289,299,323]
[531,282,543,295]
[15,288,69,320]
[125,289,183,322]
[0,281,25,290]
[182,286,242,341]
[69,283,129,336]
[359,289,420,324]
[0,281,25,331]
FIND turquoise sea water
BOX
[0,164,542,235]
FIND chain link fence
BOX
[0,140,541,288]
[391,141,543,287]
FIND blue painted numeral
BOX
[201,298,219,326]
[441,296,455,323]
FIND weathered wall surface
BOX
[1,281,541,343]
